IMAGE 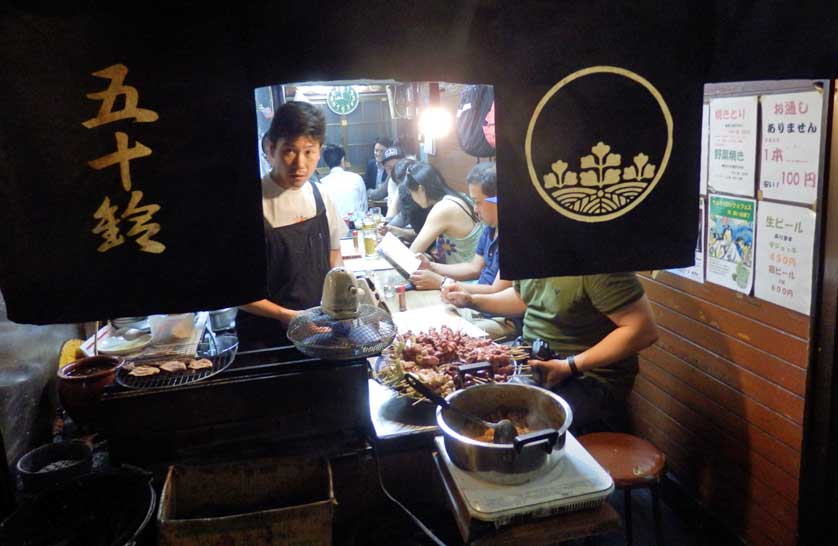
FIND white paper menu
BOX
[759,90,823,205]
[376,232,421,279]
[708,96,758,197]
[754,201,815,315]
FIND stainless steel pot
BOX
[436,382,572,485]
[208,308,238,331]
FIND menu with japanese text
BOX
[706,195,755,294]
[754,201,815,315]
[708,96,758,197]
[759,90,823,205]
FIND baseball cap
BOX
[382,147,404,162]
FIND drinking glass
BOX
[381,271,396,300]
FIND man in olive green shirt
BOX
[445,273,658,432]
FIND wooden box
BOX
[158,456,335,546]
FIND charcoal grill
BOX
[98,343,372,465]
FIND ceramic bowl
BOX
[57,355,120,425]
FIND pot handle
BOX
[404,373,450,408]
[513,428,561,454]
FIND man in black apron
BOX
[238,101,344,350]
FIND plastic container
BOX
[149,314,196,345]
[158,456,334,546]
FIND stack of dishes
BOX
[102,316,153,355]
[111,316,150,332]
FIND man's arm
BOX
[239,299,299,328]
[428,254,484,281]
[410,254,484,290]
[330,249,342,268]
[447,286,527,318]
[459,272,512,295]
[530,295,659,387]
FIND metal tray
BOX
[115,334,238,390]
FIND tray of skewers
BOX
[372,326,531,403]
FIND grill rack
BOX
[115,334,238,390]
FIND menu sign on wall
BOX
[708,96,758,197]
[707,195,755,294]
[754,201,815,315]
[759,90,823,205]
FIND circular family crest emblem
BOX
[326,86,360,115]
[525,66,673,223]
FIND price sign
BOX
[759,91,822,205]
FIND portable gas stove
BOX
[434,432,614,528]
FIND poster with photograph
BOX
[668,198,705,283]
[708,96,758,197]
[707,195,755,294]
[760,90,823,205]
[700,104,709,195]
[754,201,816,315]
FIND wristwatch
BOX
[567,355,583,377]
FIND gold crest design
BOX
[526,66,673,223]
[542,142,657,215]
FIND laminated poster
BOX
[668,198,705,283]
[700,104,709,195]
[759,90,823,205]
[754,201,815,315]
[708,96,758,197]
[707,195,755,294]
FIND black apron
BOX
[237,181,331,350]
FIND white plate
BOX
[97,334,152,356]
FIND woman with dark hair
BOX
[379,158,428,238]
[403,162,482,264]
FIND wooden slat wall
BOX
[633,270,808,546]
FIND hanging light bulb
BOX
[418,106,453,139]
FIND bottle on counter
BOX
[397,285,407,312]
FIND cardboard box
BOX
[158,456,334,546]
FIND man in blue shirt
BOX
[411,162,519,339]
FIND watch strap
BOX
[567,355,582,377]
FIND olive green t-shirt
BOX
[513,274,645,396]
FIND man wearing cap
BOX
[237,101,344,350]
[410,162,519,339]
[367,146,403,203]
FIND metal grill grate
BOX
[115,335,238,390]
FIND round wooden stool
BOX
[578,432,666,546]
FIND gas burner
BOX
[434,432,614,527]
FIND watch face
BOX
[326,86,360,115]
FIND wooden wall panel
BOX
[638,358,801,478]
[650,303,806,394]
[640,271,810,339]
[631,411,793,546]
[655,328,805,423]
[641,345,802,449]
[640,278,808,366]
[631,271,808,546]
